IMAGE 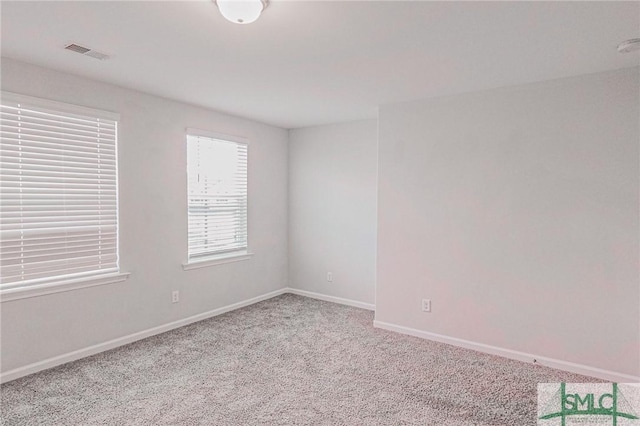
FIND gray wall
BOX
[289,121,377,305]
[1,58,289,373]
[376,67,639,376]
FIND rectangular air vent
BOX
[64,43,109,60]
[64,43,91,54]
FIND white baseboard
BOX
[0,288,288,384]
[11,291,632,385]
[373,320,639,383]
[286,288,375,311]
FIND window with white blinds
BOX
[187,131,248,262]
[0,92,120,291]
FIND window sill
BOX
[182,252,254,271]
[0,272,131,303]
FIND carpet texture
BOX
[1,294,597,425]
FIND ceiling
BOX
[1,1,638,129]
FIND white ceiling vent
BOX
[64,43,109,60]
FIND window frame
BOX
[0,92,129,302]
[183,128,252,270]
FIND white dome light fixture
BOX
[215,0,269,25]
[617,38,640,53]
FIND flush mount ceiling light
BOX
[617,38,640,53]
[215,0,269,24]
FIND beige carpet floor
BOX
[1,294,597,425]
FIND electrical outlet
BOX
[421,299,431,312]
[172,290,179,303]
[327,272,333,282]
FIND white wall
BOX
[376,67,639,377]
[289,121,377,306]
[0,58,289,373]
[3,57,637,380]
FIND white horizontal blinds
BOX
[0,94,119,289]
[187,134,247,260]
